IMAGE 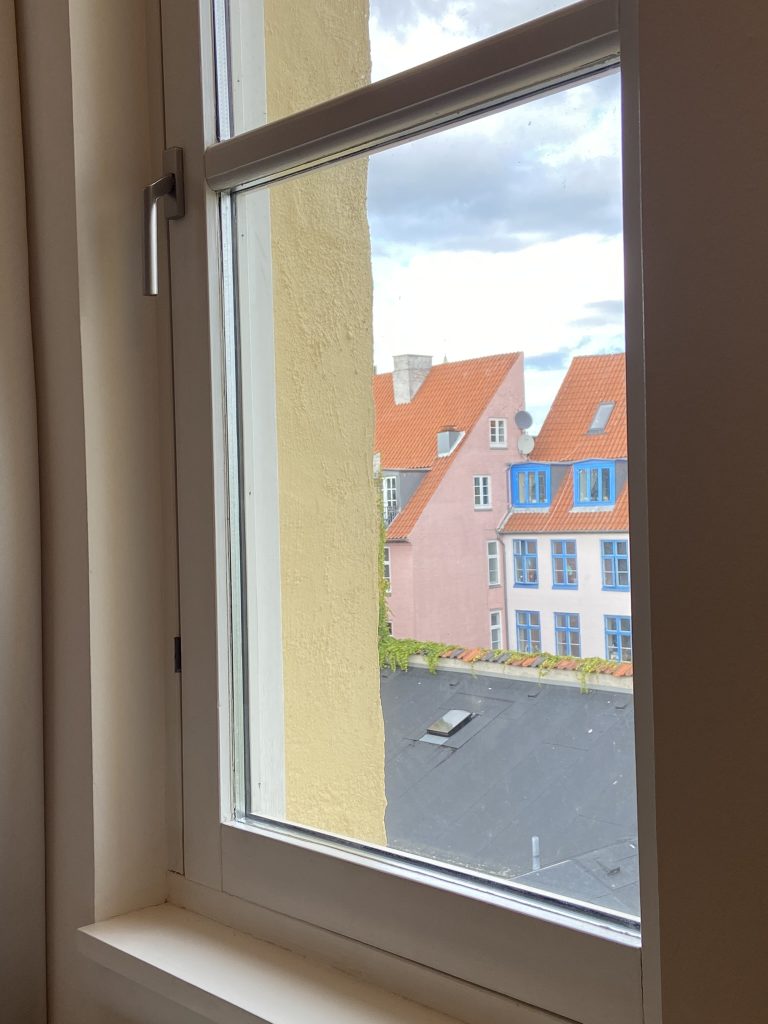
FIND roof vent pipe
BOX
[393,354,432,404]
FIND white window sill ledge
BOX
[78,903,465,1024]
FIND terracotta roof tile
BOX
[501,354,629,535]
[532,353,627,462]
[375,353,521,539]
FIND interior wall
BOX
[0,1,46,1020]
[16,0,171,1020]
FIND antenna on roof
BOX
[515,409,535,457]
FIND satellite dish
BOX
[515,409,533,430]
[517,434,535,456]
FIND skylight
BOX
[588,401,615,434]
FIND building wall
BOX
[386,541,415,636]
[265,1,386,842]
[391,360,525,648]
[501,533,632,658]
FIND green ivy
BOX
[378,634,627,693]
[379,636,455,673]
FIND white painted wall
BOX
[501,533,631,658]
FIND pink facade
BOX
[386,361,525,648]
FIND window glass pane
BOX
[229,74,636,918]
[219,0,583,137]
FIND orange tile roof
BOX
[374,354,520,469]
[501,354,629,535]
[532,353,627,462]
[374,354,521,539]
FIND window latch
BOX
[143,147,185,296]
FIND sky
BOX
[367,1,624,429]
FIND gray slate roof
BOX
[381,665,639,916]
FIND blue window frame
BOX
[601,538,630,590]
[515,610,541,654]
[512,539,538,586]
[510,464,551,507]
[554,613,581,657]
[605,615,633,662]
[573,459,615,506]
[551,539,578,588]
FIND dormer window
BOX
[510,464,551,507]
[573,460,615,506]
[437,426,463,456]
[588,401,615,434]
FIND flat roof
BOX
[381,664,639,916]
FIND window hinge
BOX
[174,636,182,674]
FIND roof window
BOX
[587,400,615,434]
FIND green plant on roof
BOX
[377,633,627,694]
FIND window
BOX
[573,459,615,506]
[554,613,581,657]
[490,610,503,650]
[473,474,491,508]
[383,545,391,592]
[515,610,542,653]
[486,540,500,586]
[165,1,643,1020]
[605,616,633,662]
[437,428,463,456]
[510,464,551,507]
[551,539,578,588]
[602,539,630,590]
[588,400,615,434]
[512,539,538,586]
[382,475,399,523]
[489,418,507,447]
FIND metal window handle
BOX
[143,147,185,296]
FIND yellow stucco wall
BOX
[264,2,386,843]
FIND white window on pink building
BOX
[487,540,500,586]
[474,475,491,508]
[489,610,503,650]
[489,418,507,447]
[383,545,391,593]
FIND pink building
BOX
[374,353,525,648]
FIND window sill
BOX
[79,904,469,1024]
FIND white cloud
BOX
[373,236,624,428]
[368,2,625,430]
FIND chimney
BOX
[393,354,432,405]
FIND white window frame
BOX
[473,474,492,509]
[489,609,503,649]
[383,544,391,593]
[486,539,500,586]
[382,474,398,509]
[489,417,507,447]
[161,2,646,1022]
